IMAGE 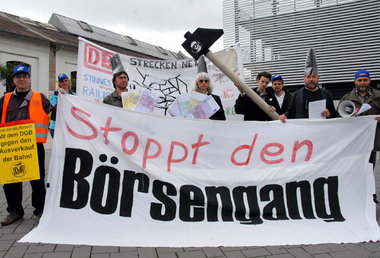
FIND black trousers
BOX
[370,150,377,169]
[3,143,46,216]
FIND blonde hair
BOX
[191,72,213,94]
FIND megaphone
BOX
[338,100,358,117]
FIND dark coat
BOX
[284,87,337,119]
[272,90,292,115]
[340,87,380,151]
[234,87,278,121]
[209,94,226,121]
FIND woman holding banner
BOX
[49,74,76,137]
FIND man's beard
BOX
[305,82,318,90]
[356,85,369,93]
[117,84,127,90]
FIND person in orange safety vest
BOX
[0,65,53,226]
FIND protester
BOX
[0,65,52,225]
[103,71,129,107]
[192,72,226,120]
[339,69,380,167]
[49,73,75,137]
[279,48,337,122]
[234,71,277,121]
[271,74,292,115]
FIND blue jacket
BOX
[49,90,75,130]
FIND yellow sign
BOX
[121,91,140,110]
[0,123,40,184]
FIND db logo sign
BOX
[84,43,115,74]
[12,162,27,178]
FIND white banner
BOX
[20,94,380,247]
[76,37,243,119]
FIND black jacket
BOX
[272,90,292,115]
[284,87,337,119]
[209,94,226,120]
[234,87,278,121]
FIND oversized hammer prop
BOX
[182,28,279,120]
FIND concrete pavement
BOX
[1,136,380,258]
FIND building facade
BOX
[0,12,185,96]
[223,0,380,98]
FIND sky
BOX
[2,0,224,55]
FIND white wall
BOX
[55,47,77,90]
[0,33,79,97]
[0,33,50,96]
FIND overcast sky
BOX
[2,1,224,55]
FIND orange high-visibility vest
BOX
[1,91,49,143]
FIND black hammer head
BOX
[182,28,223,60]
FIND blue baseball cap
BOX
[355,69,370,79]
[13,65,30,76]
[58,73,68,81]
[271,74,283,82]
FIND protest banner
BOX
[76,37,243,119]
[0,121,40,184]
[20,94,380,247]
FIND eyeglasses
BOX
[199,79,209,83]
[15,74,29,79]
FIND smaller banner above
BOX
[0,122,39,184]
[76,37,243,119]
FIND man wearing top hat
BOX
[339,69,380,166]
[0,65,53,225]
[279,48,337,122]
[103,54,129,108]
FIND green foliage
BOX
[0,63,29,93]
[71,77,76,93]
[0,64,15,93]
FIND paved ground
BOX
[1,137,380,258]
